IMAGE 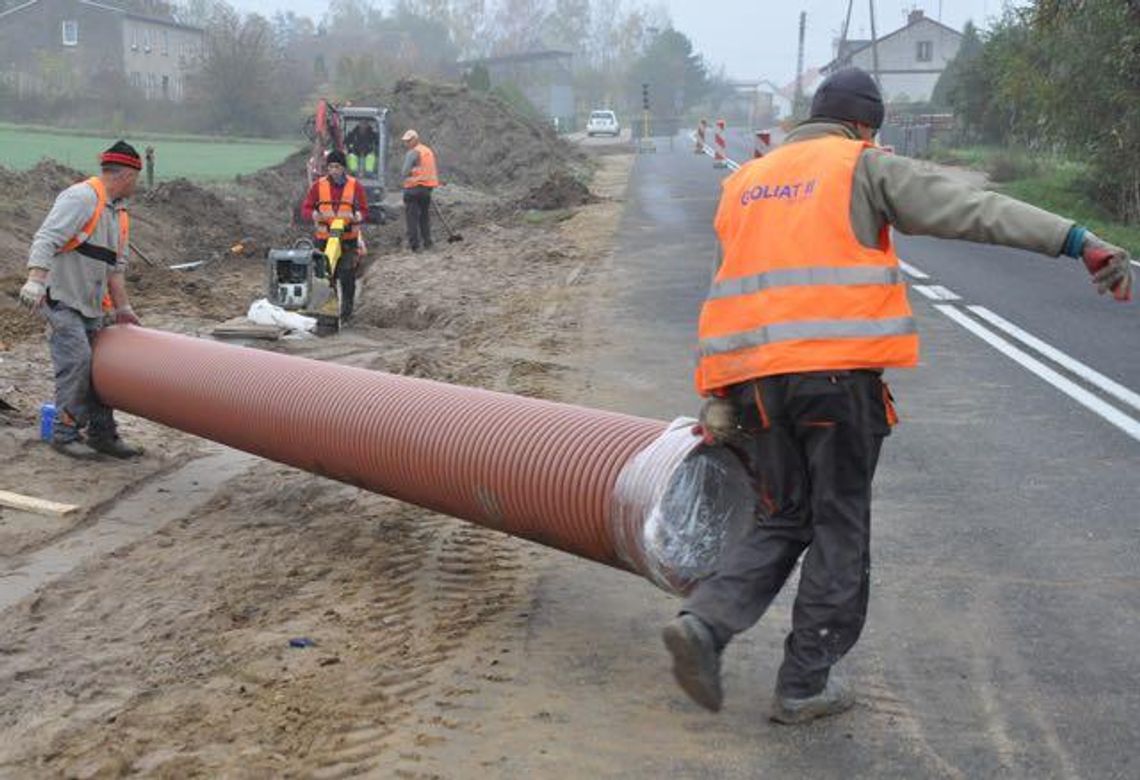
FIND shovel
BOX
[431,200,463,243]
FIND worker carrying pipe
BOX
[18,140,146,460]
[664,66,1133,725]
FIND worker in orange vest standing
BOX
[400,129,439,252]
[662,68,1132,724]
[301,149,368,323]
[18,140,146,460]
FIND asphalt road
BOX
[577,136,1139,777]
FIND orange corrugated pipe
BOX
[91,327,752,593]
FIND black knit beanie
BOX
[810,68,885,129]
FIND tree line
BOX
[935,1,1140,223]
[0,0,722,137]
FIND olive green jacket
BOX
[785,121,1074,256]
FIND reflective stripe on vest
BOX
[316,176,358,239]
[699,316,918,357]
[695,135,918,393]
[707,265,904,300]
[403,144,439,189]
[56,177,129,267]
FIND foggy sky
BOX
[231,0,1013,84]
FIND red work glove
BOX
[1081,234,1133,301]
[113,307,141,326]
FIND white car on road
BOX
[586,110,620,137]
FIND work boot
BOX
[769,677,856,725]
[662,613,723,712]
[88,435,144,459]
[51,438,102,460]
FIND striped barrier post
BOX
[713,119,727,168]
[754,131,771,159]
[695,119,707,153]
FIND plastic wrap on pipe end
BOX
[608,418,756,595]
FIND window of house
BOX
[917,41,933,62]
[162,31,169,56]
[144,30,151,53]
[131,26,139,51]
[61,20,78,46]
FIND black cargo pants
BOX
[316,238,359,321]
[683,370,895,697]
[403,186,433,251]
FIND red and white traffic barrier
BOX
[713,119,727,168]
[695,119,707,154]
[754,131,771,159]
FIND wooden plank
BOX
[210,317,284,340]
[0,489,79,517]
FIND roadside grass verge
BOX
[929,143,1140,251]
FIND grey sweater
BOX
[27,179,129,318]
[401,148,420,180]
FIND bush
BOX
[986,150,1040,183]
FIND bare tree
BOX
[449,0,493,58]
[190,4,283,135]
[543,0,591,52]
[492,0,550,54]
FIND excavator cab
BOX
[296,101,389,225]
[340,108,388,223]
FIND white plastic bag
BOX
[247,298,317,334]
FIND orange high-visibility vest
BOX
[316,176,359,240]
[695,136,918,394]
[403,144,439,189]
[57,176,129,312]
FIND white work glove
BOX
[19,278,46,311]
[692,396,743,446]
[1081,232,1133,300]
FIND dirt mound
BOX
[366,79,590,195]
[0,159,88,198]
[519,170,597,211]
[235,148,310,216]
[138,177,292,264]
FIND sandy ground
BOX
[0,151,636,778]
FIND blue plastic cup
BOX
[39,403,55,442]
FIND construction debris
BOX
[0,489,79,517]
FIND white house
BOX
[822,10,963,103]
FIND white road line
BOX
[928,285,961,300]
[967,305,1140,413]
[913,285,961,301]
[898,260,930,279]
[934,305,1140,442]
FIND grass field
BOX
[0,123,300,181]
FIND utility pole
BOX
[795,11,806,118]
[868,0,881,90]
[840,0,854,65]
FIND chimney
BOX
[908,9,925,25]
